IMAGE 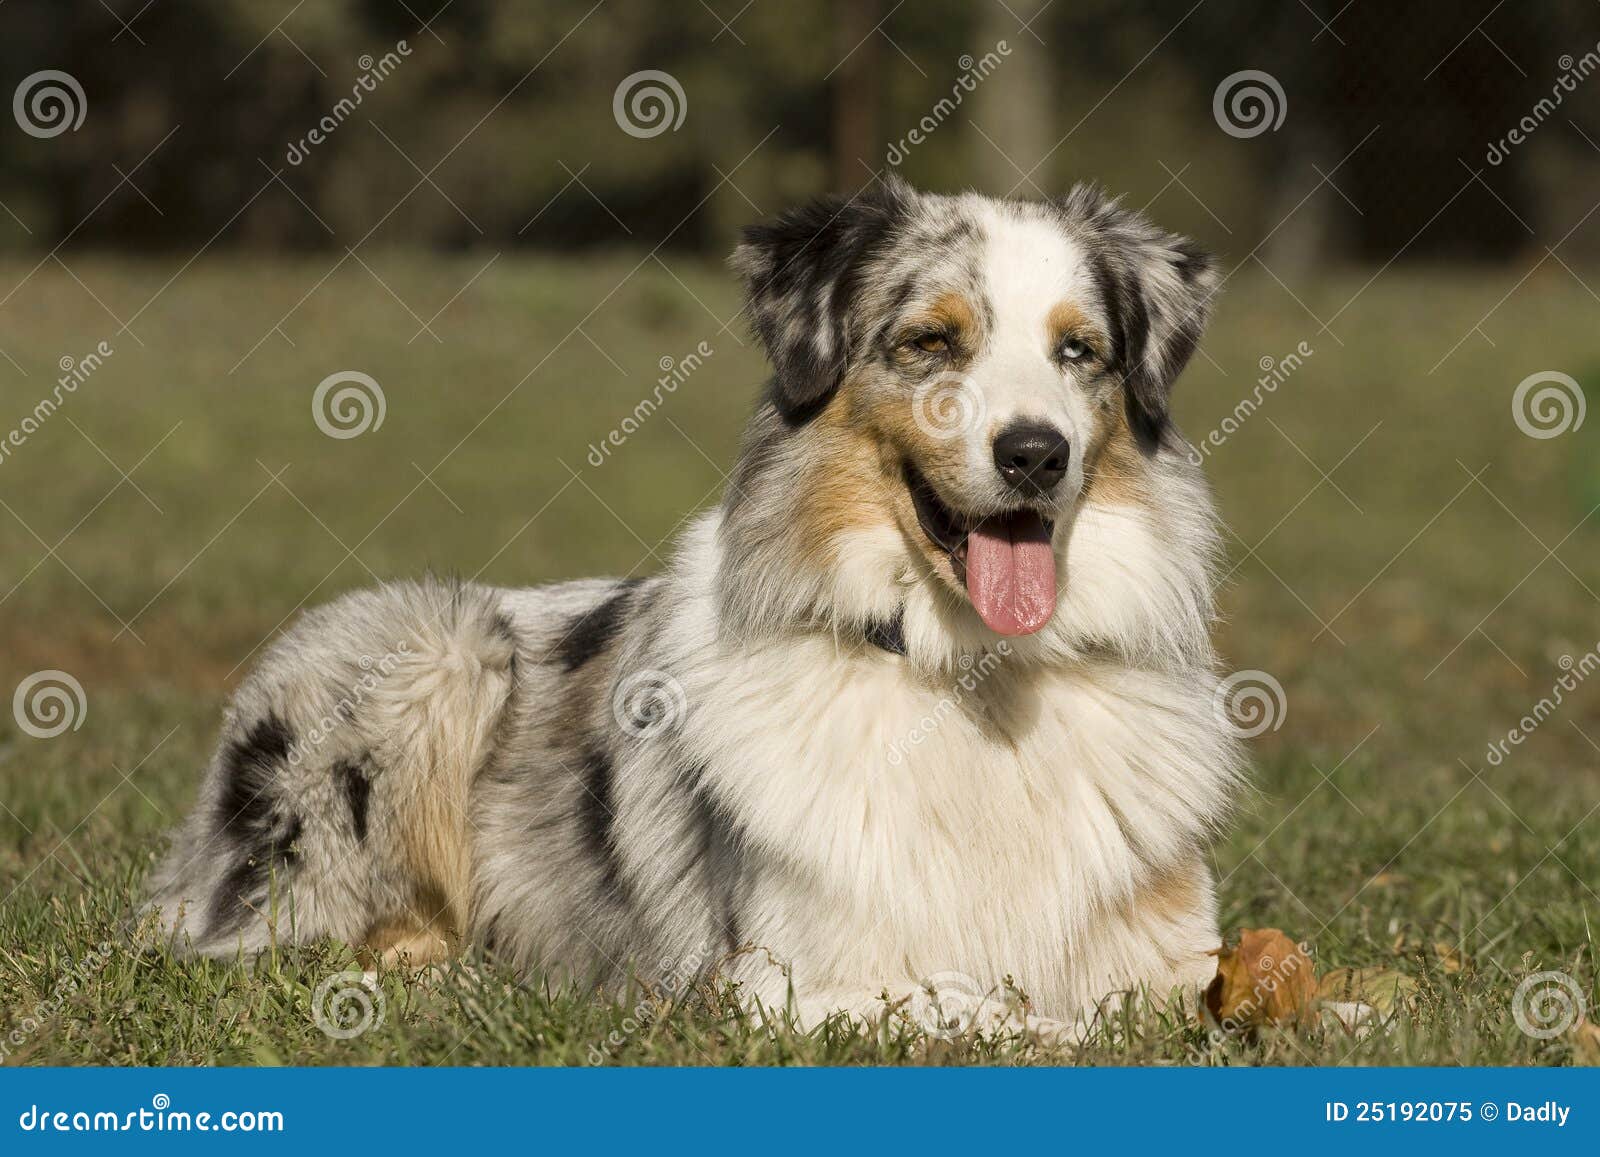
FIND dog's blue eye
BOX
[1060,338,1090,361]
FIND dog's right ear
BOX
[731,179,912,422]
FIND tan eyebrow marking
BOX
[911,291,980,341]
[1047,300,1105,353]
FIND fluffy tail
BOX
[142,578,518,961]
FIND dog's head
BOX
[725,179,1220,650]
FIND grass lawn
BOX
[0,252,1597,1065]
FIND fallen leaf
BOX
[1317,967,1419,1017]
[1432,940,1466,974]
[1204,928,1316,1030]
[1572,1019,1600,1066]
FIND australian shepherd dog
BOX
[147,178,1244,1038]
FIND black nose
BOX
[992,422,1070,495]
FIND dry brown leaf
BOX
[1204,928,1317,1030]
[1432,940,1466,974]
[1315,967,1419,1036]
[1572,1019,1600,1066]
[1316,967,1419,1016]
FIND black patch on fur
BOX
[576,746,631,908]
[1088,252,1125,368]
[1172,239,1210,285]
[555,579,643,672]
[213,713,292,840]
[1063,185,1216,448]
[735,180,913,423]
[489,611,517,645]
[208,713,303,933]
[864,610,906,656]
[1091,250,1164,445]
[1120,276,1152,381]
[680,763,748,953]
[333,756,372,843]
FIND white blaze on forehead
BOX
[971,205,1098,432]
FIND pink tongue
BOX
[965,512,1057,636]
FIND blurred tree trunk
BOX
[831,0,882,192]
[969,0,1052,196]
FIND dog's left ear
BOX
[1065,185,1221,444]
[732,179,912,422]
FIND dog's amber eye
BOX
[912,333,949,353]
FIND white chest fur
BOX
[675,629,1236,1007]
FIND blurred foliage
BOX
[0,0,1597,259]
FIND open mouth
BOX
[905,464,1058,637]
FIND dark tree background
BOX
[1,0,1596,261]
